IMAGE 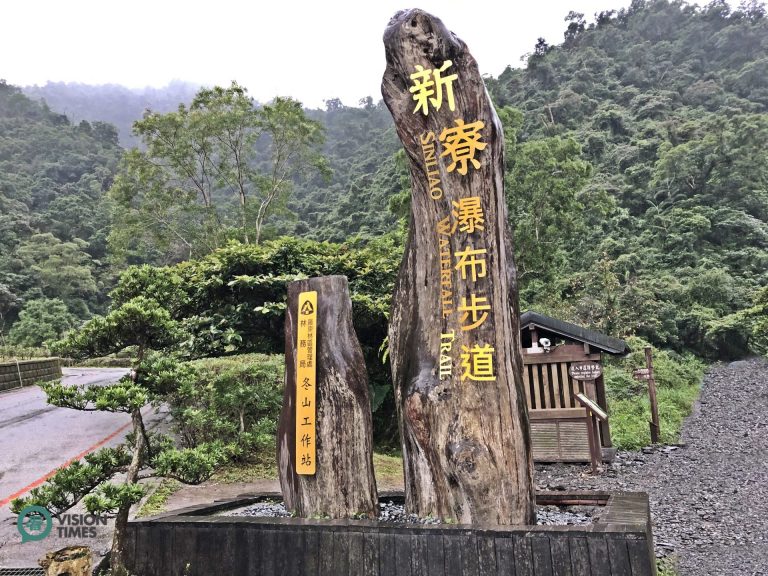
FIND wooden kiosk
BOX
[519,311,629,466]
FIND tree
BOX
[499,107,593,299]
[108,83,328,262]
[15,234,98,314]
[10,296,231,576]
[7,298,77,347]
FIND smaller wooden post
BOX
[277,275,378,519]
[645,346,660,444]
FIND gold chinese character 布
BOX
[439,119,486,175]
[458,294,491,331]
[454,245,487,282]
[452,197,485,233]
[460,344,496,381]
[409,60,458,115]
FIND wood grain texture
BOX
[277,275,378,519]
[382,8,534,526]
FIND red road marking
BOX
[0,407,150,508]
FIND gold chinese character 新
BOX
[410,60,458,115]
[439,119,486,175]
[452,197,485,233]
[460,344,496,381]
[458,294,491,331]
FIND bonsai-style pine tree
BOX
[11,296,232,576]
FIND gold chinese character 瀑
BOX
[454,245,487,281]
[439,119,486,175]
[460,344,496,381]
[409,60,458,115]
[458,294,491,331]
[452,197,485,233]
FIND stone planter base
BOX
[125,492,656,575]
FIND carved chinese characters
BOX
[383,9,535,524]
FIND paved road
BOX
[0,368,167,567]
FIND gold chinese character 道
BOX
[460,344,496,381]
[409,60,458,116]
[439,119,486,175]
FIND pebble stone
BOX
[230,500,593,526]
[534,358,768,576]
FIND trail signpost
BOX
[382,8,534,525]
[633,347,661,443]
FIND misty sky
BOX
[3,0,636,108]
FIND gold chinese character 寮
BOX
[439,119,486,175]
[452,197,485,233]
[454,245,487,282]
[409,60,458,116]
[460,344,496,381]
[458,294,491,331]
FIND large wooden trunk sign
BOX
[382,9,535,524]
[277,276,378,519]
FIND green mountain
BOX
[3,0,767,359]
[23,81,199,148]
[0,81,123,341]
[482,0,768,358]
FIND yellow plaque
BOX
[295,291,317,475]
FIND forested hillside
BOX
[23,81,199,147]
[2,0,766,360]
[0,81,123,344]
[484,0,768,358]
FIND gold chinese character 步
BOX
[460,344,496,381]
[458,294,491,331]
[439,119,486,175]
[452,197,485,233]
[454,245,487,281]
[409,60,458,116]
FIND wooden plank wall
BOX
[522,347,605,462]
[124,521,656,576]
[523,361,585,410]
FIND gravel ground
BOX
[229,500,594,526]
[534,358,768,576]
